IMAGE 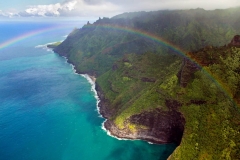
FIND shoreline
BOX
[44,43,158,144]
[101,120,132,141]
[60,56,149,143]
[59,56,104,118]
[80,74,101,116]
[58,55,170,145]
[101,120,156,144]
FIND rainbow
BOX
[0,25,71,50]
[0,22,238,109]
[83,24,239,109]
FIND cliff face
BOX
[101,99,185,145]
[229,35,240,46]
[177,58,200,88]
[94,52,185,145]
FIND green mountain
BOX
[53,8,240,159]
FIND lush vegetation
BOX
[97,53,182,127]
[54,8,240,159]
[170,46,240,160]
[97,45,240,159]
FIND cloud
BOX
[1,0,240,18]
[19,0,77,17]
[82,0,105,5]
[0,9,19,17]
[17,0,119,17]
[0,0,121,18]
[60,0,121,17]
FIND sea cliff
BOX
[96,82,185,145]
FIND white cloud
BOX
[25,4,61,16]
[15,0,120,17]
[60,0,120,17]
[19,0,77,17]
[61,0,78,11]
[1,0,240,18]
[0,9,19,17]
[0,10,3,16]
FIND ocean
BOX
[0,20,176,160]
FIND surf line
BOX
[82,24,239,109]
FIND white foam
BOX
[101,120,156,144]
[61,56,101,116]
[101,120,130,141]
[35,44,46,48]
[80,74,101,116]
[70,66,131,142]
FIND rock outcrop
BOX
[229,35,240,46]
[97,82,186,145]
[177,58,200,88]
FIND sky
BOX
[0,0,240,19]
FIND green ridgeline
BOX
[54,7,240,76]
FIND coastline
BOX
[41,45,103,118]
[50,46,183,147]
[61,56,102,117]
[55,53,181,145]
[80,74,101,116]
[57,55,148,142]
[80,73,164,145]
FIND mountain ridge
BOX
[53,8,240,159]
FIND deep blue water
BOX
[0,21,176,160]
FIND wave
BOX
[61,56,101,116]
[80,72,136,142]
[101,120,130,141]
[80,74,101,116]
[101,121,154,144]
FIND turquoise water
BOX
[0,21,176,160]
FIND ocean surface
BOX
[0,20,176,160]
